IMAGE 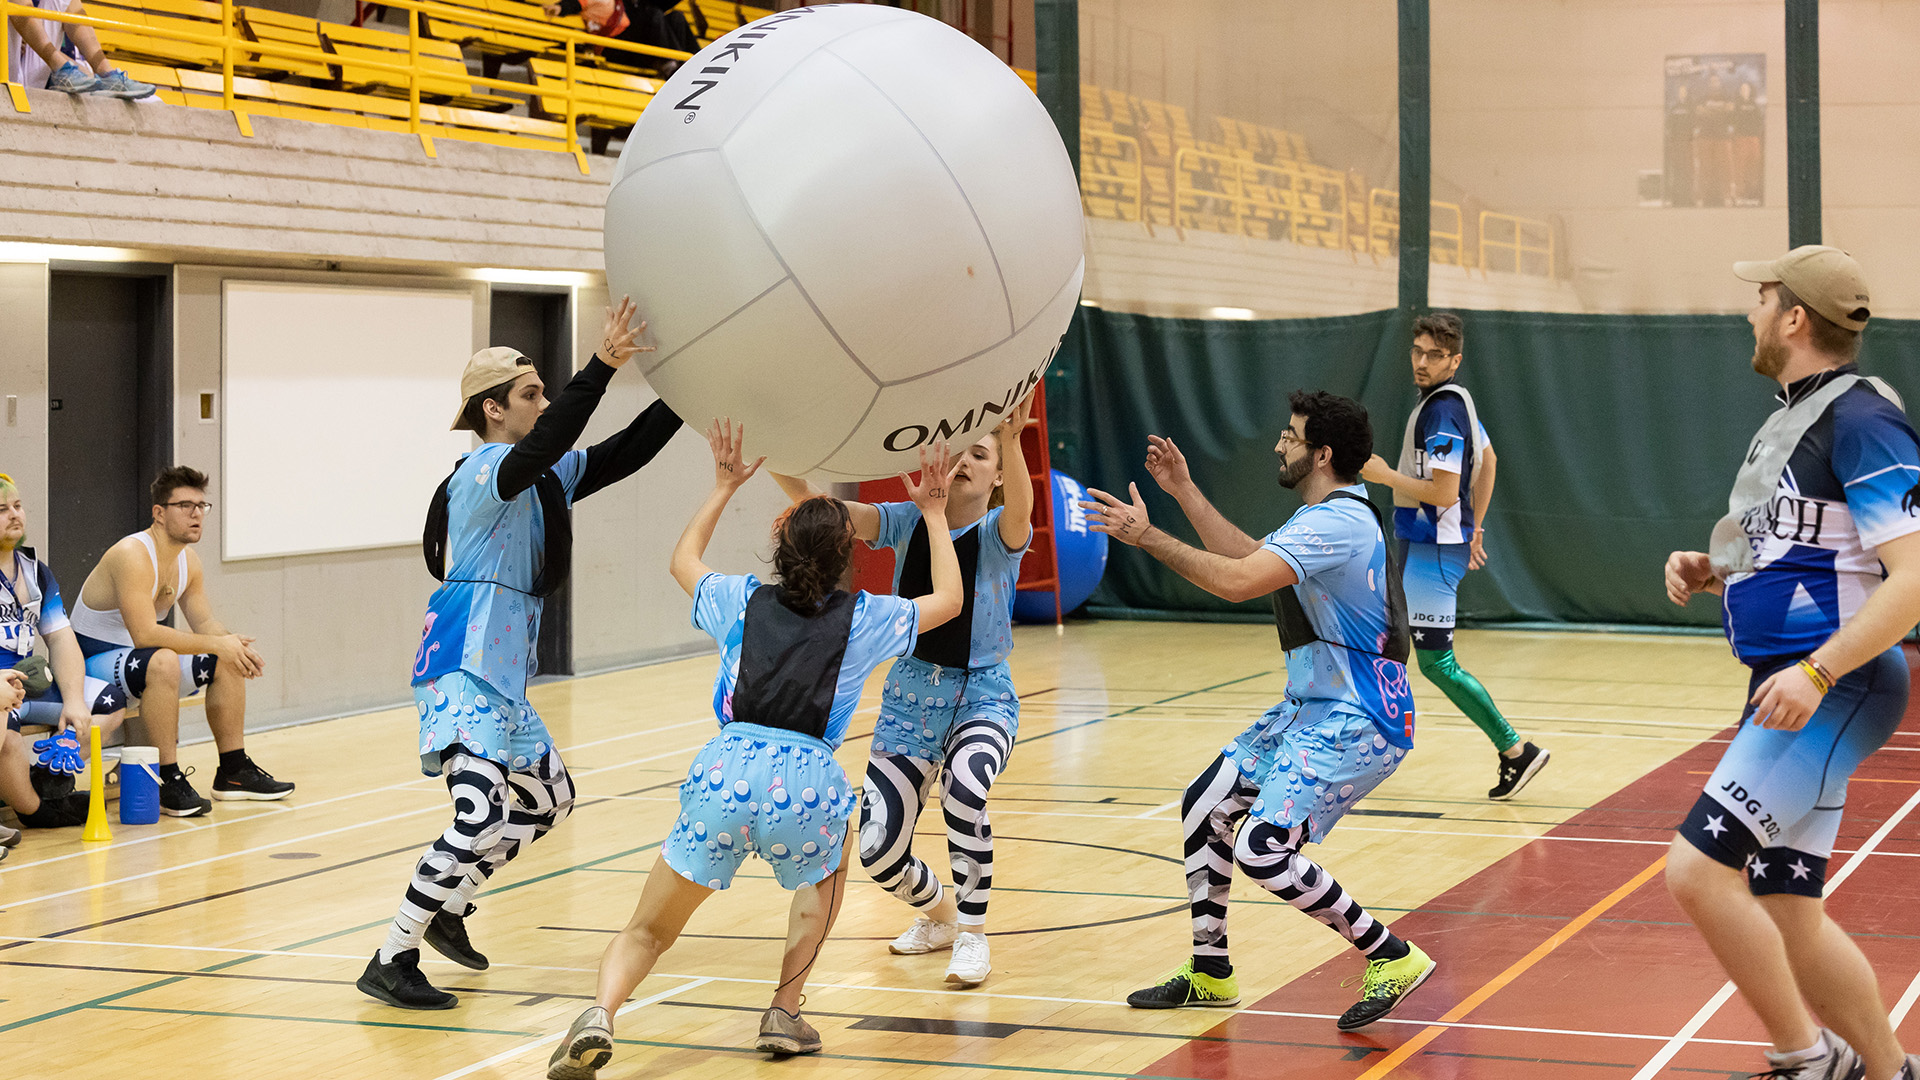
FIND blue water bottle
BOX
[119,746,160,825]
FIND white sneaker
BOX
[945,931,990,988]
[889,917,959,955]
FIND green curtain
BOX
[1048,307,1920,628]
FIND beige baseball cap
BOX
[450,346,535,431]
[1733,245,1872,331]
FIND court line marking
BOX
[0,715,719,877]
[430,975,717,1080]
[1629,783,1920,1080]
[1890,969,1920,1031]
[0,933,1779,1051]
[1,738,715,911]
[1134,800,1180,819]
[1353,853,1670,1080]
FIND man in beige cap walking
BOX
[1664,246,1920,1080]
[360,297,685,1011]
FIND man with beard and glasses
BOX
[70,465,289,817]
[1361,311,1548,801]
[1081,391,1435,1032]
[1664,246,1920,1080]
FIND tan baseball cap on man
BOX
[1733,245,1872,331]
[450,346,535,431]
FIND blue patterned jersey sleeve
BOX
[36,560,68,635]
[1262,501,1369,583]
[1422,397,1469,476]
[848,592,920,670]
[869,500,920,553]
[692,572,757,642]
[1834,390,1920,549]
[552,448,588,502]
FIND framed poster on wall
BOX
[1663,54,1765,209]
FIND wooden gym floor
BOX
[4,621,1920,1079]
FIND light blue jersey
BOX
[412,441,586,701]
[871,502,1028,669]
[692,572,919,749]
[1262,485,1416,749]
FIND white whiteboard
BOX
[222,281,478,560]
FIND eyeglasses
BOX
[165,501,213,514]
[1277,430,1314,448]
[1411,346,1457,363]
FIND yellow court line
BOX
[1354,854,1669,1080]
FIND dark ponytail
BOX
[772,496,854,615]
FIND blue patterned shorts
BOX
[872,657,1019,762]
[663,723,856,891]
[1227,703,1408,841]
[413,669,555,777]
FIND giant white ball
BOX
[604,3,1085,480]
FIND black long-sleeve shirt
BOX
[494,356,684,501]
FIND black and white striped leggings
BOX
[380,744,575,960]
[858,719,1010,927]
[1184,753,1402,962]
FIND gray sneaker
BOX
[45,61,99,94]
[91,70,156,99]
[547,1006,613,1080]
[755,1006,821,1055]
[1758,1028,1866,1079]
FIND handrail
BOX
[1171,144,1346,250]
[1479,209,1553,278]
[0,0,693,167]
[1431,199,1466,268]
[1079,128,1141,223]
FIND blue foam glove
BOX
[33,731,85,776]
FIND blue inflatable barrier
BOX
[1013,469,1109,622]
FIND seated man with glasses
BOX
[69,465,292,816]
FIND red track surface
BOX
[1140,652,1920,1079]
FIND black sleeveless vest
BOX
[897,518,981,669]
[422,463,571,599]
[1271,490,1410,663]
[732,586,856,740]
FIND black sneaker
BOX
[30,763,75,802]
[425,908,489,971]
[1488,742,1550,801]
[160,768,213,817]
[212,756,295,802]
[357,949,457,1010]
[19,792,91,828]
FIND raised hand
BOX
[996,391,1035,439]
[1144,435,1193,494]
[705,418,765,490]
[599,295,655,368]
[902,441,958,516]
[1081,483,1152,546]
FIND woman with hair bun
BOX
[549,420,963,1080]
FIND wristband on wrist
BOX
[1797,657,1833,695]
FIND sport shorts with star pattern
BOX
[1678,646,1908,897]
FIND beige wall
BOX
[1822,0,1920,319]
[0,262,50,513]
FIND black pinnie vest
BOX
[422,462,572,598]
[1271,491,1410,663]
[897,517,981,669]
[732,587,856,740]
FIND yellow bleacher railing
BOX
[1479,209,1554,277]
[1079,128,1141,223]
[1430,199,1465,267]
[1367,187,1399,258]
[0,0,691,172]
[1170,146,1348,250]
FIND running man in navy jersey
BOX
[1666,246,1920,1080]
[1361,312,1547,800]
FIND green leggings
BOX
[1415,648,1518,753]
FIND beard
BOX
[1276,452,1312,489]
[1751,326,1789,378]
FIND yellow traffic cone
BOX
[82,725,112,843]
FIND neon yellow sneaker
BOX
[1125,959,1240,1009]
[1336,942,1436,1030]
